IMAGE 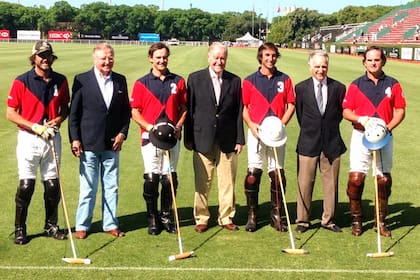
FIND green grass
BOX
[0,42,419,279]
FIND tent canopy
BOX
[235,32,260,47]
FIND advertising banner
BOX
[17,30,41,40]
[0,29,10,39]
[48,30,72,40]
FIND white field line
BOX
[0,266,419,274]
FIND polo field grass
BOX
[0,42,419,279]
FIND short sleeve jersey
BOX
[343,72,406,127]
[130,70,187,142]
[7,68,70,131]
[242,68,295,125]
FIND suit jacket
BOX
[184,68,245,154]
[68,68,131,152]
[295,77,346,162]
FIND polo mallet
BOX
[165,150,194,261]
[49,138,92,265]
[366,150,393,258]
[273,148,308,255]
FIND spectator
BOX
[184,42,245,233]
[68,42,131,239]
[294,50,346,234]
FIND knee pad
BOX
[377,173,392,199]
[161,173,178,189]
[244,168,262,192]
[43,179,60,202]
[143,173,160,198]
[269,169,286,191]
[15,179,36,207]
[347,172,365,200]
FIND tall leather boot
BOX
[269,170,287,232]
[347,172,365,236]
[143,173,161,235]
[160,173,177,234]
[43,179,67,240]
[14,179,35,245]
[374,173,392,237]
[244,168,262,232]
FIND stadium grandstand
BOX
[306,2,420,47]
[334,2,420,44]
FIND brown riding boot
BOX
[269,170,287,232]
[347,172,365,236]
[244,168,262,232]
[349,199,363,236]
[245,192,258,232]
[374,174,392,237]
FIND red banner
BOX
[48,31,72,40]
[0,30,10,39]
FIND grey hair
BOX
[308,50,329,65]
[208,42,228,58]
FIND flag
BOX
[277,6,281,13]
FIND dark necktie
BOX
[316,82,324,114]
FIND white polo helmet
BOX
[258,116,287,148]
[362,117,391,150]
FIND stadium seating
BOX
[335,2,420,45]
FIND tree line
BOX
[1,0,418,44]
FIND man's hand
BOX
[31,123,58,140]
[357,116,370,128]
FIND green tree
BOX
[126,5,158,37]
[74,2,110,36]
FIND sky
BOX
[11,0,408,19]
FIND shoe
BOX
[272,221,288,232]
[104,228,125,237]
[221,223,239,231]
[295,225,309,233]
[161,213,177,234]
[195,224,208,233]
[14,227,28,245]
[147,214,162,235]
[75,230,87,239]
[321,224,342,233]
[44,224,67,240]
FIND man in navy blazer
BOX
[68,43,131,239]
[184,42,245,233]
[294,50,346,234]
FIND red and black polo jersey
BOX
[343,72,406,128]
[242,68,295,125]
[130,70,187,140]
[7,68,70,130]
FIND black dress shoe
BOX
[321,224,342,233]
[295,225,309,233]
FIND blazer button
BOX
[215,114,219,118]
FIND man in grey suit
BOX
[68,43,131,239]
[294,50,346,233]
[184,42,245,233]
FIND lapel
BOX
[325,77,333,112]
[218,71,229,105]
[205,70,218,105]
[308,79,319,109]
[88,69,107,109]
[90,68,118,110]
